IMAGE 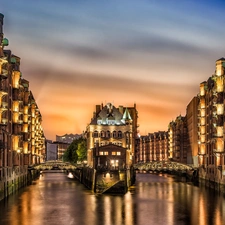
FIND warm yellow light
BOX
[23,142,28,153]
[200,135,205,143]
[200,98,205,108]
[216,138,224,152]
[200,109,205,117]
[217,104,224,115]
[13,101,19,112]
[13,112,19,123]
[217,126,223,137]
[199,144,206,155]
[200,126,205,134]
[12,135,19,151]
[200,118,205,125]
[216,77,223,91]
[23,115,28,123]
[200,84,205,96]
[12,71,20,88]
[24,106,28,114]
[23,124,28,133]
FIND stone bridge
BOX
[133,161,195,174]
[32,161,77,171]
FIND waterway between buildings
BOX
[0,172,224,225]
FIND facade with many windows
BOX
[86,103,138,168]
[0,13,45,200]
[168,115,188,164]
[198,58,225,185]
[139,131,168,163]
[186,96,198,166]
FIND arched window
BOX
[100,131,105,138]
[113,131,117,138]
[118,131,122,138]
[106,130,110,138]
[93,131,98,138]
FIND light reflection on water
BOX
[0,173,224,225]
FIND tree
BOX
[77,140,87,162]
[62,137,87,164]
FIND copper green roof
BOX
[2,38,8,46]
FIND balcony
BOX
[0,68,8,79]
[213,149,225,154]
[13,112,23,124]
[0,101,7,112]
[0,118,7,126]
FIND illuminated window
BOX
[100,131,105,138]
[200,109,205,117]
[99,151,103,155]
[217,127,223,137]
[200,84,205,96]
[104,151,108,155]
[216,138,224,152]
[217,104,224,115]
[112,152,116,155]
[117,152,121,155]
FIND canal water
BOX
[0,172,224,225]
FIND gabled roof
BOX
[93,143,127,151]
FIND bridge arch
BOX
[134,161,194,174]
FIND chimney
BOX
[119,105,123,114]
[96,105,101,114]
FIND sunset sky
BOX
[1,0,225,140]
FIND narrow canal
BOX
[0,172,224,225]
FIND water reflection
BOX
[0,173,224,225]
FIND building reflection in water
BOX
[0,173,225,225]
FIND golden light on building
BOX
[217,126,223,137]
[216,76,223,92]
[12,71,20,88]
[200,83,205,96]
[23,142,28,154]
[217,104,224,115]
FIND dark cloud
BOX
[61,44,115,61]
[116,34,212,57]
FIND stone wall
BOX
[198,166,225,194]
[0,167,40,201]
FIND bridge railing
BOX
[32,161,77,170]
[134,161,194,172]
